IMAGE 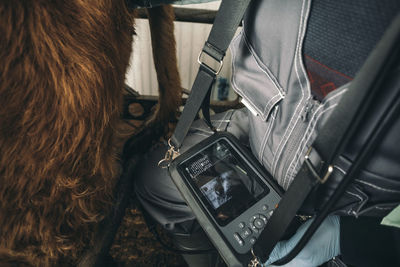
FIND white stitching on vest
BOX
[231,34,265,118]
[217,111,230,130]
[242,32,285,95]
[283,89,348,186]
[283,90,347,185]
[259,106,278,162]
[231,30,283,120]
[355,179,400,193]
[345,190,363,202]
[284,104,338,188]
[241,35,284,118]
[211,120,231,123]
[375,206,394,210]
[272,0,311,178]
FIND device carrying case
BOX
[168,131,283,266]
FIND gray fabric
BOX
[231,0,346,190]
[134,109,249,231]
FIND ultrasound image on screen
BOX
[180,139,269,226]
[200,171,234,209]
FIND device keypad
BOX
[254,218,265,229]
[230,205,278,252]
[250,223,259,233]
[260,214,268,224]
[233,233,244,246]
[240,227,252,239]
[250,215,258,221]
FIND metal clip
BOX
[248,249,262,267]
[304,147,333,184]
[158,139,180,168]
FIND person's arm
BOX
[264,215,341,267]
[264,215,400,267]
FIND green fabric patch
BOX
[381,205,400,228]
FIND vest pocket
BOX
[231,31,284,121]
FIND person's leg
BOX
[135,109,249,230]
[134,109,249,266]
[134,143,218,266]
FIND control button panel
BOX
[233,233,244,246]
[240,227,252,239]
[254,218,265,229]
[231,209,276,249]
[260,214,268,224]
[225,200,280,254]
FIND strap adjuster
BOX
[304,147,333,184]
[197,50,224,75]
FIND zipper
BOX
[301,98,316,122]
[277,98,320,188]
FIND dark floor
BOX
[110,207,187,267]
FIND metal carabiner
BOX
[158,139,180,168]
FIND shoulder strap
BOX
[253,13,400,264]
[169,0,251,151]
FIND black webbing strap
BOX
[253,13,400,264]
[170,0,251,151]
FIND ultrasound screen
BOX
[179,139,269,226]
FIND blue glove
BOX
[264,215,341,267]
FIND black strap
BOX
[201,88,215,130]
[253,13,400,264]
[170,0,251,150]
[273,89,400,265]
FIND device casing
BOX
[169,132,283,266]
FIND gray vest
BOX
[230,0,400,217]
[231,0,347,190]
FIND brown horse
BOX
[0,0,181,265]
